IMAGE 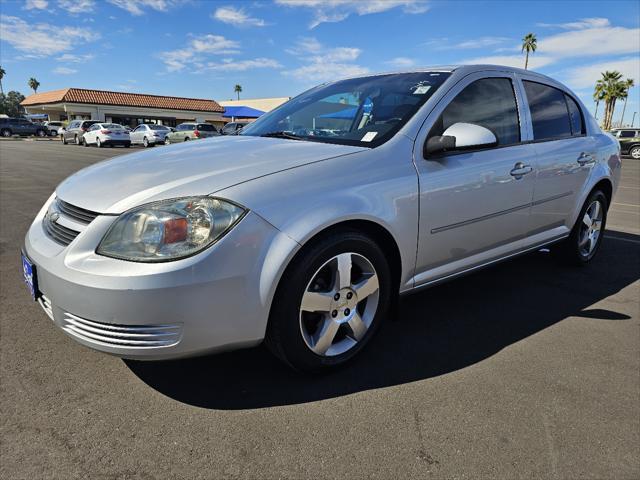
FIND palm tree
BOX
[619,78,635,127]
[28,77,40,94]
[593,82,605,120]
[0,66,5,96]
[521,33,537,70]
[234,84,242,100]
[597,71,625,130]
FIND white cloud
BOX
[385,57,417,68]
[52,66,77,75]
[536,17,610,30]
[198,58,281,73]
[452,36,510,49]
[25,0,48,10]
[159,34,280,75]
[56,53,95,63]
[283,36,368,82]
[57,0,95,14]
[190,34,240,54]
[106,0,179,16]
[0,15,99,56]
[213,6,266,27]
[561,57,640,90]
[276,0,428,28]
[460,19,639,71]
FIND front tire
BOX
[630,146,640,160]
[266,230,392,372]
[36,129,46,137]
[75,135,81,145]
[143,136,149,147]
[96,137,102,148]
[554,190,608,265]
[83,137,89,147]
[164,137,171,145]
[1,129,12,137]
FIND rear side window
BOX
[523,81,572,140]
[197,124,216,131]
[430,77,521,146]
[565,95,584,136]
[619,130,636,138]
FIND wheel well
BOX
[591,179,613,209]
[301,220,403,292]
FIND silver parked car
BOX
[130,124,171,147]
[22,65,621,372]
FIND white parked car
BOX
[43,121,65,136]
[82,123,131,148]
[130,124,171,147]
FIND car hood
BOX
[56,136,367,214]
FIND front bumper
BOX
[24,201,299,360]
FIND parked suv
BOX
[0,117,48,137]
[164,123,219,144]
[221,121,248,135]
[61,120,100,145]
[22,66,621,372]
[610,128,640,159]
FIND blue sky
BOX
[1,0,639,124]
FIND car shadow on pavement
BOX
[126,231,639,410]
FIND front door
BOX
[413,72,536,286]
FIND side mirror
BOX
[424,122,497,158]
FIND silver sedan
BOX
[22,65,621,372]
[129,124,171,147]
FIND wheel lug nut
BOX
[344,308,350,316]
[331,310,338,318]
[346,292,353,300]
[334,293,340,301]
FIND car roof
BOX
[334,64,562,86]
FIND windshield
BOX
[149,124,169,130]
[241,72,451,147]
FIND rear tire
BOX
[75,135,81,145]
[83,137,89,147]
[96,137,102,148]
[61,134,67,145]
[265,229,392,372]
[124,142,130,148]
[164,137,171,145]
[1,129,11,137]
[553,190,608,266]
[36,129,46,137]
[630,146,640,160]
[143,137,149,147]
[184,137,190,141]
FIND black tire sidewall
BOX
[267,231,392,372]
[561,190,608,264]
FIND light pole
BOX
[631,112,637,128]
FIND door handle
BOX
[510,162,533,178]
[577,152,595,165]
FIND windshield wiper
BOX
[259,131,305,141]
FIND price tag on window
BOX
[413,85,431,95]
[361,132,378,142]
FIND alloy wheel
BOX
[578,199,603,257]
[299,252,379,356]
[631,147,640,159]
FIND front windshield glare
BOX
[241,72,451,147]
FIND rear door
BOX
[519,78,594,238]
[413,72,537,285]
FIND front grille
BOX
[43,198,101,246]
[56,198,99,224]
[38,294,54,320]
[43,215,80,246]
[62,312,182,348]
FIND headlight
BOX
[97,197,246,262]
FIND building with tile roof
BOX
[21,88,225,128]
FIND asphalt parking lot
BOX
[1,140,638,479]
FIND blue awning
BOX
[318,107,357,119]
[26,113,48,119]
[223,106,265,118]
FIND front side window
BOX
[428,77,521,146]
[241,72,451,147]
[523,81,572,141]
[619,130,636,138]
